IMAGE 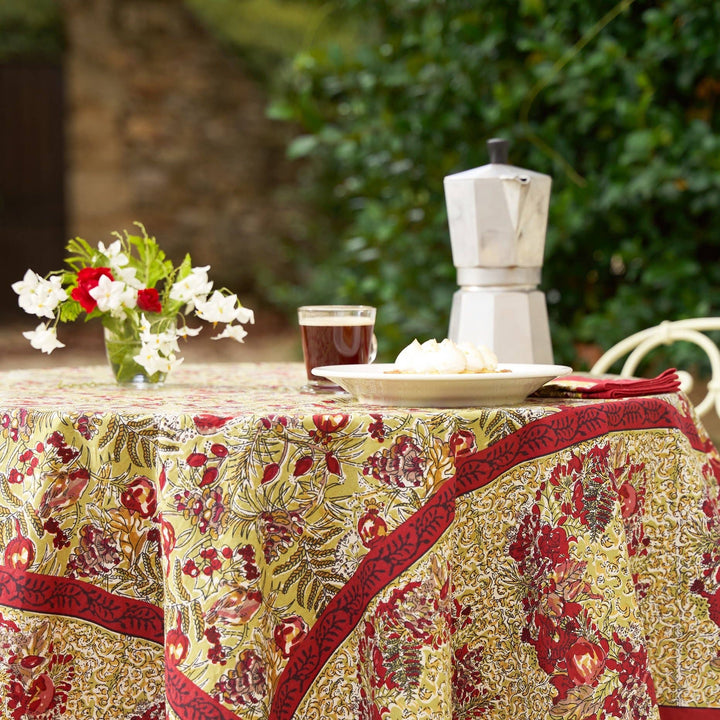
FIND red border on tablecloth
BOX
[659,707,720,720]
[166,664,238,720]
[0,565,163,645]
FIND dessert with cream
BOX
[392,338,501,374]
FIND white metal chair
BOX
[589,318,720,420]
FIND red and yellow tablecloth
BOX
[0,363,717,719]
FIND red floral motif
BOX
[121,476,158,518]
[187,452,208,467]
[325,451,341,476]
[358,578,452,701]
[7,469,22,484]
[70,266,113,313]
[166,615,189,666]
[310,413,349,445]
[364,435,425,488]
[259,509,304,562]
[273,615,309,657]
[2,629,75,720]
[510,443,656,717]
[74,414,99,440]
[261,463,280,484]
[199,466,219,487]
[449,429,477,457]
[4,519,35,570]
[566,637,607,686]
[205,626,226,664]
[452,644,497,715]
[214,649,266,707]
[136,287,162,313]
[193,414,233,434]
[358,501,388,547]
[210,443,228,457]
[67,523,121,577]
[46,431,80,464]
[37,468,90,517]
[175,486,228,537]
[258,414,288,431]
[206,585,262,626]
[42,518,70,550]
[293,455,313,476]
[368,414,386,442]
[690,480,720,629]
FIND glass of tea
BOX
[298,305,377,392]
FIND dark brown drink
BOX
[300,318,374,381]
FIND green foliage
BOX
[270,0,720,366]
[184,0,355,79]
[0,0,64,60]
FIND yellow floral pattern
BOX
[0,364,717,720]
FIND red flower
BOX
[136,287,162,313]
[26,672,55,714]
[193,414,233,434]
[566,637,607,686]
[4,520,35,570]
[166,617,189,666]
[273,615,309,657]
[313,413,349,434]
[618,481,638,518]
[120,476,157,518]
[71,267,113,313]
[538,524,571,563]
[449,430,476,456]
[358,503,388,547]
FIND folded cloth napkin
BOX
[533,368,681,399]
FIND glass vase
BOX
[103,319,173,386]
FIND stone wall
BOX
[60,0,301,312]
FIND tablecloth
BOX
[0,363,717,720]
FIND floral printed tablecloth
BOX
[0,363,718,720]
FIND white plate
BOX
[312,363,573,407]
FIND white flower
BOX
[212,324,248,342]
[176,324,202,340]
[98,240,129,267]
[235,307,255,324]
[133,345,183,375]
[89,275,136,313]
[12,269,41,296]
[139,315,180,355]
[194,290,243,324]
[97,240,142,288]
[169,266,213,309]
[22,323,65,354]
[12,271,68,319]
[115,265,142,289]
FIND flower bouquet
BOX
[12,223,254,385]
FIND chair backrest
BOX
[590,318,720,419]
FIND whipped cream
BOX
[393,338,499,374]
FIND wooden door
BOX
[0,60,66,320]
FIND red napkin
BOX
[534,368,681,399]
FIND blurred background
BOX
[1,0,720,378]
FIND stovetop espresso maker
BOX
[444,138,554,363]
